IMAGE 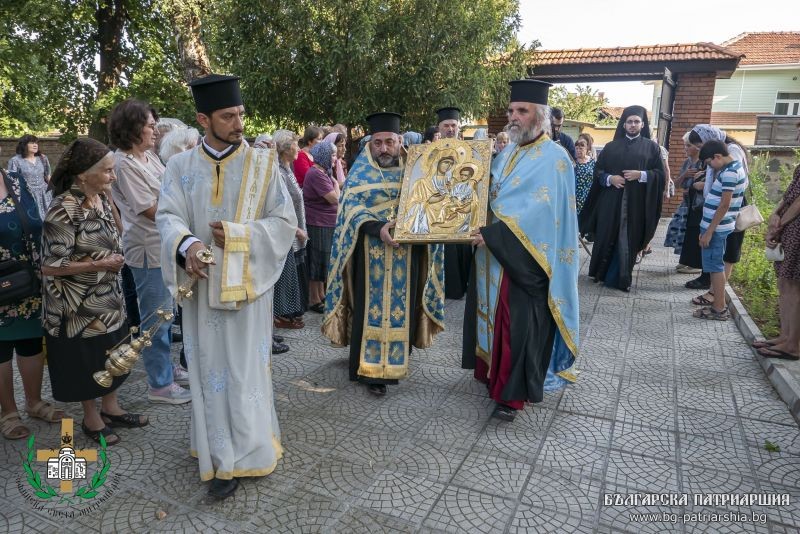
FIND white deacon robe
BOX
[156,143,296,481]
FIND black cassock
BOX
[579,136,664,291]
[444,244,472,299]
[462,221,556,406]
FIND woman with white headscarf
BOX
[684,125,750,307]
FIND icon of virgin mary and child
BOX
[404,146,482,235]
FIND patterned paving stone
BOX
[474,420,546,462]
[679,433,757,478]
[330,507,415,533]
[298,454,384,501]
[356,471,443,525]
[597,496,683,534]
[423,486,516,533]
[75,487,241,532]
[328,426,404,466]
[511,504,595,534]
[611,422,677,462]
[244,487,348,533]
[389,439,470,484]
[559,389,617,419]
[521,471,602,522]
[451,449,532,498]
[0,505,65,534]
[533,437,608,481]
[605,450,680,493]
[549,412,613,447]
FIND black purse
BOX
[0,170,41,306]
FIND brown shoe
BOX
[274,316,304,329]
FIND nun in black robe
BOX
[579,106,665,291]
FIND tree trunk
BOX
[89,0,127,142]
[161,0,212,83]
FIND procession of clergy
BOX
[158,73,634,500]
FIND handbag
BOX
[765,244,785,262]
[0,170,41,306]
[734,185,764,232]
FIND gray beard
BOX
[508,125,540,145]
[376,154,399,168]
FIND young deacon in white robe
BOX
[156,74,296,499]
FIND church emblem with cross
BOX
[34,419,99,494]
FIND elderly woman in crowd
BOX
[666,132,703,272]
[159,126,200,163]
[7,134,52,220]
[758,121,800,361]
[108,99,190,405]
[574,133,595,215]
[303,141,339,313]
[0,148,63,440]
[494,131,509,155]
[42,138,148,446]
[323,132,348,186]
[154,118,188,158]
[295,126,324,187]
[272,129,308,334]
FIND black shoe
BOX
[272,341,289,354]
[208,477,239,500]
[367,384,387,396]
[309,302,325,314]
[273,334,285,344]
[492,404,517,422]
[171,331,183,343]
[685,275,710,290]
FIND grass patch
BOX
[729,152,797,338]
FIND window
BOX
[774,92,800,115]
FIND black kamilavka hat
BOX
[509,79,552,105]
[436,107,461,123]
[189,74,243,114]
[366,112,402,134]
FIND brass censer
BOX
[93,245,214,387]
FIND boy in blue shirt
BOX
[693,140,747,320]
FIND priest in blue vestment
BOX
[462,79,580,422]
[322,113,445,397]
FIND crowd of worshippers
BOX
[1,71,798,500]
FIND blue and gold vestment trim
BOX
[476,136,580,389]
[322,149,445,380]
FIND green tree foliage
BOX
[0,1,197,140]
[548,85,610,124]
[208,0,529,134]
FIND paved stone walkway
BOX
[2,224,799,533]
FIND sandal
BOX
[26,400,65,423]
[81,420,120,446]
[100,411,149,428]
[691,292,714,306]
[1,412,30,440]
[693,306,730,321]
[309,302,325,314]
[756,347,800,361]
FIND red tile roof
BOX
[722,32,800,65]
[709,112,761,128]
[532,43,742,66]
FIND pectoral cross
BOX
[36,418,98,493]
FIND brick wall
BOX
[665,72,716,215]
[0,137,70,169]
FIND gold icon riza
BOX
[93,245,214,387]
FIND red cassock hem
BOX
[473,274,525,410]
